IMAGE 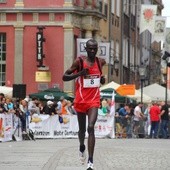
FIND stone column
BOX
[94,31,101,42]
[63,25,75,93]
[85,30,92,38]
[14,26,24,83]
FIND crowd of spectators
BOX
[99,98,170,139]
[1,92,170,139]
[0,93,77,134]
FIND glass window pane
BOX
[2,73,5,81]
[2,53,6,61]
[2,64,6,72]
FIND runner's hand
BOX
[79,68,89,76]
[100,76,105,84]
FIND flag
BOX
[152,16,167,42]
[97,42,110,63]
[140,5,157,34]
[109,90,115,138]
[110,90,115,116]
[77,38,90,57]
[164,28,170,52]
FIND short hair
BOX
[86,39,98,47]
[138,102,143,105]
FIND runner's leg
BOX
[77,112,86,151]
[87,107,98,163]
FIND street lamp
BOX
[138,65,146,103]
[161,67,168,104]
[162,51,170,104]
[114,59,119,76]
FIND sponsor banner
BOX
[0,113,13,142]
[95,115,115,138]
[77,38,110,63]
[164,28,170,52]
[97,42,110,63]
[152,16,167,42]
[140,5,157,34]
[29,114,115,139]
[77,38,90,57]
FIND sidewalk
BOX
[0,138,170,170]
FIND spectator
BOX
[19,99,29,133]
[28,97,40,115]
[149,102,160,139]
[115,111,123,138]
[143,104,151,138]
[133,102,144,138]
[37,101,44,114]
[60,99,68,115]
[160,101,169,139]
[125,103,134,138]
[0,97,7,113]
[56,96,65,114]
[66,100,77,115]
[43,100,55,116]
[0,93,5,101]
[5,97,15,113]
[101,99,108,115]
[118,104,129,138]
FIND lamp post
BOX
[114,59,119,76]
[162,51,170,105]
[161,67,168,104]
[138,65,146,103]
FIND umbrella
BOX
[29,87,74,101]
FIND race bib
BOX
[83,75,100,88]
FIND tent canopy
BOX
[29,87,74,101]
[127,89,151,103]
[142,83,170,101]
[0,86,13,98]
[100,81,120,91]
[100,88,127,103]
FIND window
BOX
[104,3,108,18]
[0,0,6,3]
[99,1,102,13]
[0,33,6,86]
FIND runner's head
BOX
[85,39,98,60]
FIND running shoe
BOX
[87,161,94,170]
[79,151,86,164]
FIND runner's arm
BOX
[100,58,106,84]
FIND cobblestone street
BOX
[0,138,170,170]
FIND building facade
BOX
[0,0,165,98]
[119,0,164,89]
[0,0,104,96]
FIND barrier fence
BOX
[1,113,170,142]
[0,113,115,142]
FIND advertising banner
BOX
[29,114,115,139]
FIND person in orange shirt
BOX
[60,99,68,115]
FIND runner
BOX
[62,39,106,170]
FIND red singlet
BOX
[74,57,101,113]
